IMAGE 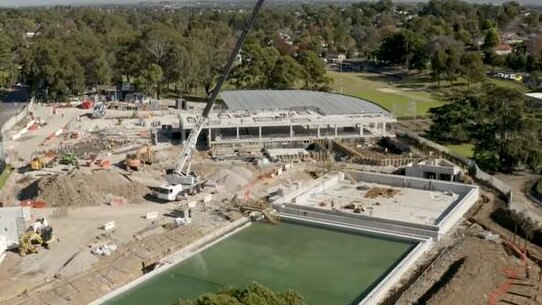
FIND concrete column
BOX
[334,124,338,136]
[236,126,240,140]
[258,126,262,140]
[359,123,363,136]
[208,127,212,145]
[317,125,320,137]
[290,125,294,138]
[382,122,386,136]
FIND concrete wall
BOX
[276,171,479,240]
[436,187,479,235]
[359,240,434,305]
[1,97,34,164]
[348,171,474,196]
[277,204,439,240]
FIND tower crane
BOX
[154,0,265,201]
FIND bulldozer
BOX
[123,145,154,171]
[28,155,55,171]
[18,219,54,256]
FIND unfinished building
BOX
[178,90,396,146]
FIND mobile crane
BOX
[153,0,265,201]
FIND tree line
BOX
[0,0,542,100]
[428,85,542,172]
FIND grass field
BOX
[444,143,475,159]
[329,71,444,117]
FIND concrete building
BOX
[179,90,396,147]
[405,159,462,182]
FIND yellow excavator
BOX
[124,145,154,171]
[18,219,54,256]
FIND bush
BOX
[490,208,542,247]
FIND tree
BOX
[0,32,12,87]
[429,85,542,172]
[461,52,486,84]
[178,283,306,305]
[377,30,424,67]
[296,50,331,91]
[20,40,85,101]
[483,28,500,50]
[269,56,303,89]
[135,64,163,99]
[430,49,447,86]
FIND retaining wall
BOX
[0,97,34,164]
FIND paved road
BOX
[8,107,86,163]
[0,87,30,129]
[495,171,542,223]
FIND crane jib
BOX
[166,0,266,193]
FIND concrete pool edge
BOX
[281,215,432,305]
[88,217,251,305]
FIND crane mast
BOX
[163,0,265,190]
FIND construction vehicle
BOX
[123,145,154,171]
[153,0,265,201]
[18,218,54,256]
[28,155,55,170]
[92,102,106,118]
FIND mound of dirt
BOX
[209,167,253,191]
[28,170,150,207]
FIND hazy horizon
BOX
[0,0,541,8]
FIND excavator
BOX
[19,218,54,256]
[153,0,265,201]
[124,144,154,171]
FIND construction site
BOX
[1,4,542,305]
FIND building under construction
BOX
[178,90,396,146]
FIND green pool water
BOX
[103,222,416,305]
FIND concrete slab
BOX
[302,180,459,226]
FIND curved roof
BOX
[220,90,391,116]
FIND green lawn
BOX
[329,71,443,117]
[444,143,475,159]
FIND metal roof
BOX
[219,90,391,116]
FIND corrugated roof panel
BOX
[219,90,390,116]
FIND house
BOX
[502,32,524,45]
[495,44,513,56]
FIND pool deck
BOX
[302,180,459,226]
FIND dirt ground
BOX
[398,191,542,305]
[494,171,542,224]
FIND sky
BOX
[0,0,540,7]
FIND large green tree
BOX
[429,85,542,172]
[296,50,331,91]
[20,40,85,100]
[0,32,12,87]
